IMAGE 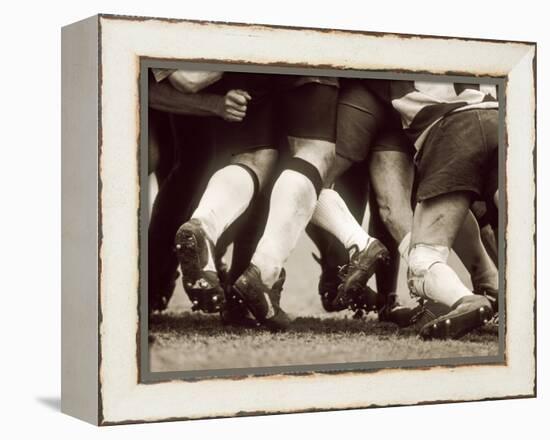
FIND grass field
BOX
[148,213,499,373]
[150,311,498,372]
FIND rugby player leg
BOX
[232,82,339,330]
[452,210,499,307]
[470,201,499,267]
[307,160,369,312]
[370,150,413,244]
[370,145,498,326]
[148,115,210,314]
[175,147,277,313]
[368,194,401,312]
[368,148,418,324]
[310,80,390,311]
[402,110,498,340]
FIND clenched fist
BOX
[217,89,252,122]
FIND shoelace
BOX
[344,244,375,273]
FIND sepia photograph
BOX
[143,65,503,377]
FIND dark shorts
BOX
[208,73,338,154]
[336,79,413,163]
[415,108,499,204]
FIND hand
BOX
[219,89,251,122]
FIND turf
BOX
[149,310,498,372]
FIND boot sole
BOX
[175,226,204,285]
[175,225,223,313]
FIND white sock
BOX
[252,169,318,286]
[310,188,372,256]
[398,232,411,264]
[408,244,473,307]
[191,164,255,243]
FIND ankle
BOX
[346,235,372,259]
[191,216,218,244]
[251,255,282,287]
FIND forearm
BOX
[149,80,222,117]
[168,70,223,94]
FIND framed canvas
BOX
[61,14,536,425]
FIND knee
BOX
[318,146,336,181]
[232,149,278,190]
[289,137,336,181]
[376,198,393,229]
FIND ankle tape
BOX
[285,157,323,196]
[407,243,450,298]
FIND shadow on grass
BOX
[150,311,498,343]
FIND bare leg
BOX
[453,210,498,291]
[369,150,413,295]
[325,154,354,188]
[369,151,414,244]
[480,225,498,267]
[411,193,470,248]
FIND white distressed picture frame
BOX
[61,14,536,425]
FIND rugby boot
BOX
[334,239,390,310]
[377,292,424,327]
[474,282,499,313]
[174,219,225,313]
[311,253,347,312]
[409,299,451,331]
[419,294,494,340]
[232,265,290,331]
[220,278,260,328]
